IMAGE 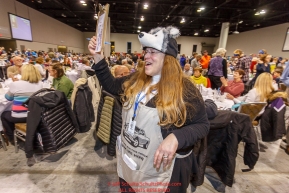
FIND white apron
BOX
[116,103,191,193]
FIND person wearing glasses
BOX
[88,26,209,193]
[7,56,23,81]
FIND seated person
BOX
[48,62,74,99]
[1,64,43,144]
[226,72,277,104]
[273,67,283,84]
[7,56,22,81]
[114,65,130,78]
[34,57,46,78]
[191,67,207,87]
[77,58,93,71]
[220,69,245,98]
[63,56,71,67]
[76,58,94,79]
[183,63,193,76]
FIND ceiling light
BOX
[194,33,198,36]
[140,16,144,21]
[82,3,87,6]
[204,29,209,32]
[80,0,85,3]
[200,7,205,10]
[137,30,140,33]
[254,12,260,15]
[77,24,81,26]
[260,10,266,14]
[138,26,141,29]
[61,13,66,17]
[144,3,148,9]
[239,20,243,24]
[197,9,201,12]
[180,18,185,23]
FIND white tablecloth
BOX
[200,87,234,110]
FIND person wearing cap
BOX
[233,49,251,83]
[88,26,209,192]
[277,57,287,69]
[258,49,267,59]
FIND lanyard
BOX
[132,91,146,120]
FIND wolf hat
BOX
[138,26,180,58]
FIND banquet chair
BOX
[0,131,8,151]
[238,102,267,122]
[14,123,27,153]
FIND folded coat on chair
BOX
[23,89,79,158]
[208,110,259,187]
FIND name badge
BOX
[127,118,136,136]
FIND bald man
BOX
[114,65,130,78]
[7,56,23,79]
[183,63,193,76]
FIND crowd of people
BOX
[0,26,289,192]
[0,47,96,144]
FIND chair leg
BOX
[14,130,18,153]
[0,132,7,151]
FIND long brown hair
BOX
[122,55,194,127]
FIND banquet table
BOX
[198,85,235,110]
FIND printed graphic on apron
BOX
[123,123,150,149]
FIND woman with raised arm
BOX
[88,26,209,193]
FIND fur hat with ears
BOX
[138,26,180,58]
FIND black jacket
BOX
[24,89,79,158]
[92,58,209,192]
[74,82,95,133]
[260,91,287,142]
[207,110,259,187]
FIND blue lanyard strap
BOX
[132,92,146,120]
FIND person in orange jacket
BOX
[200,50,211,76]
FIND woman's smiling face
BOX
[144,48,165,76]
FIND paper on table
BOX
[95,14,106,53]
